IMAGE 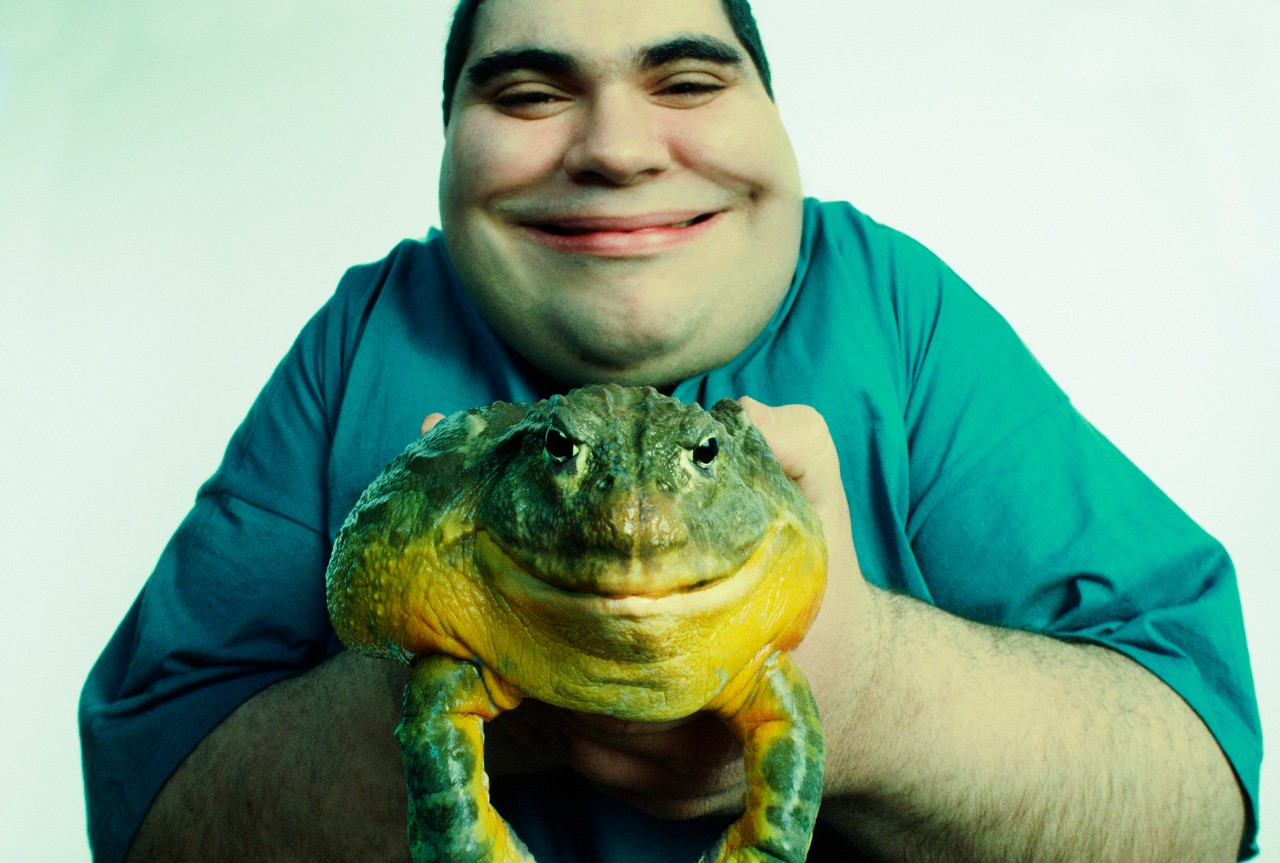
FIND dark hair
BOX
[441,0,773,124]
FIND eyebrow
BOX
[463,34,745,91]
[638,35,744,71]
[465,48,580,90]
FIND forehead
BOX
[470,0,739,60]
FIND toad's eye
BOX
[544,426,579,464]
[692,435,719,468]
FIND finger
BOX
[527,709,747,808]
[738,397,844,513]
[420,412,447,436]
[562,732,746,820]
[564,729,744,793]
[558,711,742,774]
[739,397,855,563]
[738,398,869,709]
[596,780,745,821]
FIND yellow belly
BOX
[331,512,826,720]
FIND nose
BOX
[563,89,672,186]
[598,483,688,556]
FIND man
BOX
[81,1,1261,860]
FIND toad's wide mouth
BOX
[475,528,771,616]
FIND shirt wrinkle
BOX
[200,486,329,540]
[907,396,1071,541]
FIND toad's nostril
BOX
[601,488,687,554]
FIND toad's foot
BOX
[397,655,533,863]
[702,652,825,863]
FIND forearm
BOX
[127,650,411,863]
[815,588,1244,862]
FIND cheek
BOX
[666,107,800,196]
[442,117,563,211]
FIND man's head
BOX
[438,0,803,387]
[442,0,773,125]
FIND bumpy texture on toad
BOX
[326,384,828,863]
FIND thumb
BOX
[738,397,845,514]
[420,412,447,436]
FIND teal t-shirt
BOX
[80,199,1261,861]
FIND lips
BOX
[532,212,716,235]
[518,210,722,255]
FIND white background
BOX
[1,2,1275,859]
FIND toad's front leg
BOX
[396,655,533,863]
[704,652,825,863]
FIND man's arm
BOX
[126,650,562,863]
[769,399,1246,862]
[808,587,1245,862]
[126,651,410,863]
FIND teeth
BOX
[675,213,713,228]
[539,214,710,234]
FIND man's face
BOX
[440,0,803,387]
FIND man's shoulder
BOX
[804,198,947,269]
[312,232,459,338]
[798,198,963,315]
[335,233,449,300]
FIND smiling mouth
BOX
[478,532,725,599]
[534,212,717,236]
[475,528,765,608]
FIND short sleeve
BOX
[78,267,372,863]
[896,256,1262,857]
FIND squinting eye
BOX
[655,76,726,107]
[491,87,570,118]
[495,90,558,106]
[544,426,579,464]
[692,435,718,468]
[663,81,723,96]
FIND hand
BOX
[498,701,746,820]
[737,398,878,778]
[736,397,859,598]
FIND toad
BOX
[326,384,827,863]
